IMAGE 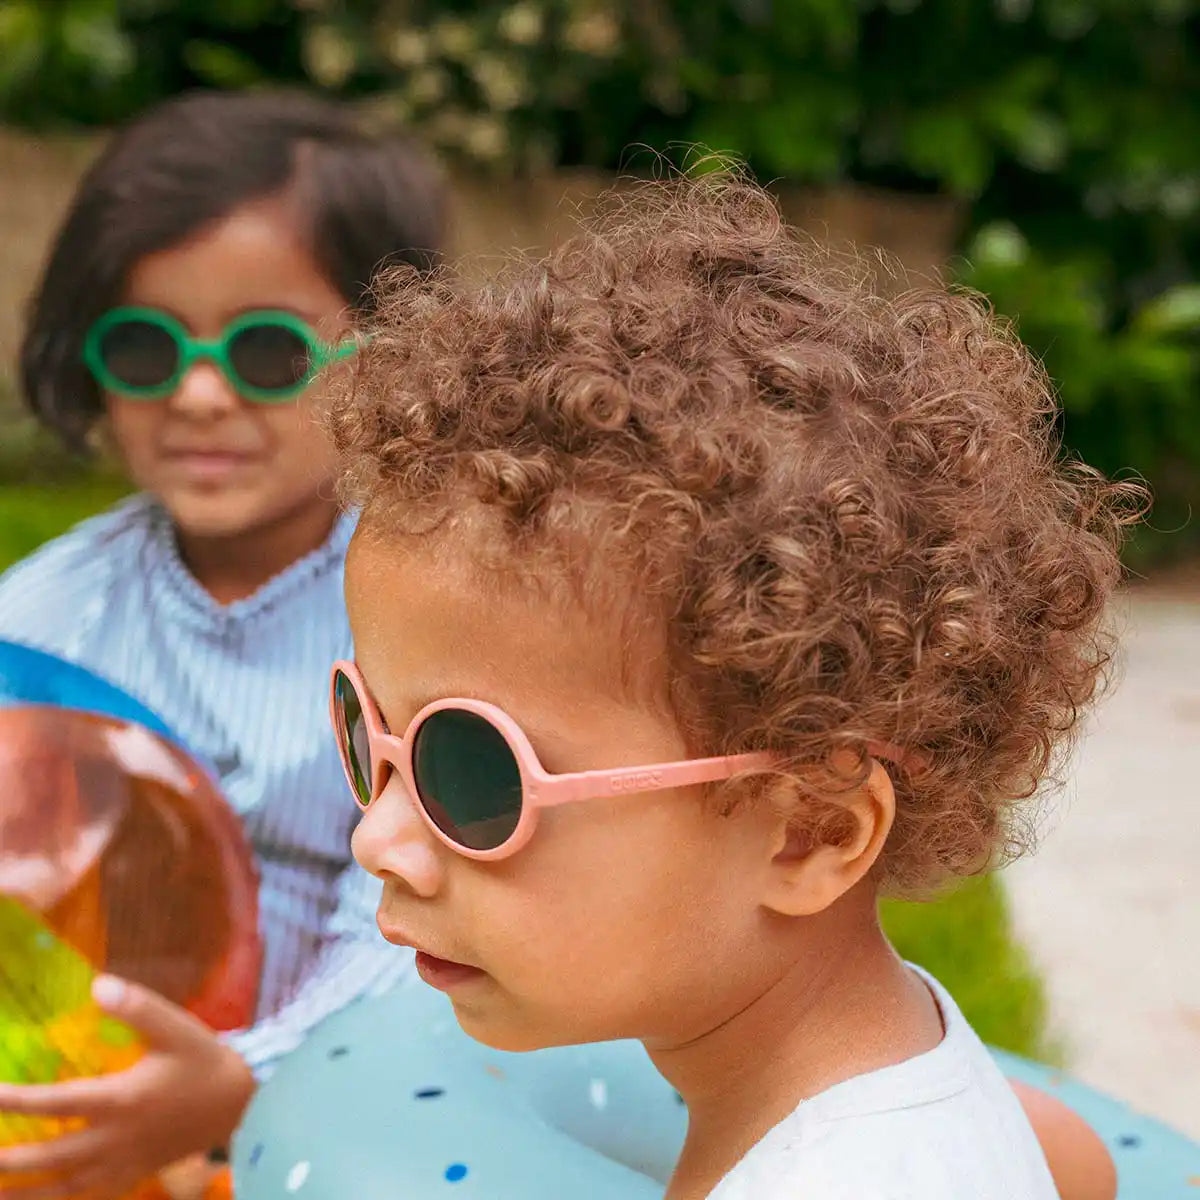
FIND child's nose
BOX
[167,360,241,419]
[351,773,443,898]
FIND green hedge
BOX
[1,0,1196,560]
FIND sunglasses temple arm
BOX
[534,752,774,807]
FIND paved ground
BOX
[1003,587,1200,1139]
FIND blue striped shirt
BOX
[0,493,412,1077]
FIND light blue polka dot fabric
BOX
[233,978,1200,1199]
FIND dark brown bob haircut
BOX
[22,89,445,450]
[330,174,1145,893]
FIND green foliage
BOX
[0,0,1196,558]
[960,225,1200,563]
[0,476,131,572]
[0,0,300,125]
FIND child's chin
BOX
[450,1003,597,1055]
[161,489,260,539]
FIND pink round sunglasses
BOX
[329,660,776,861]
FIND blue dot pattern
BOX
[230,983,1200,1200]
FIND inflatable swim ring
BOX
[233,973,1200,1199]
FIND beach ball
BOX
[0,894,143,1170]
[0,639,261,1196]
[0,639,175,738]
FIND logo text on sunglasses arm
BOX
[609,769,666,793]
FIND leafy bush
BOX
[0,477,130,570]
[1,1,1196,556]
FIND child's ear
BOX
[760,759,896,917]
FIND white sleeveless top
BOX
[709,966,1058,1199]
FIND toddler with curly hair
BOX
[326,175,1140,1198]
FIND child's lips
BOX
[377,921,485,990]
[414,951,486,993]
[162,448,257,482]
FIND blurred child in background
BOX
[0,90,442,1197]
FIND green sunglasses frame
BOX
[82,307,359,404]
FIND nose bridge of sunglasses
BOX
[170,344,242,406]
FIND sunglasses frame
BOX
[82,306,359,404]
[330,660,776,862]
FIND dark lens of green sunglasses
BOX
[97,318,180,391]
[93,315,317,398]
[413,709,523,851]
[334,670,373,807]
[227,323,312,393]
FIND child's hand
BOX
[0,976,255,1200]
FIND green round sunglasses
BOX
[82,307,359,404]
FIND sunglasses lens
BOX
[413,709,522,852]
[332,670,373,807]
[228,323,312,394]
[97,319,179,391]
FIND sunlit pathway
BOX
[1004,590,1200,1138]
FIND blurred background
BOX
[0,0,1195,1138]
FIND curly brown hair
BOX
[328,174,1145,893]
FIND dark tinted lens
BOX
[228,323,311,392]
[99,320,179,389]
[413,710,522,851]
[333,670,373,806]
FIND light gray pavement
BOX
[1003,588,1200,1138]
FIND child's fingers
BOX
[0,1072,120,1119]
[159,1154,227,1200]
[91,976,209,1052]
[0,1122,107,1175]
[0,1172,94,1200]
